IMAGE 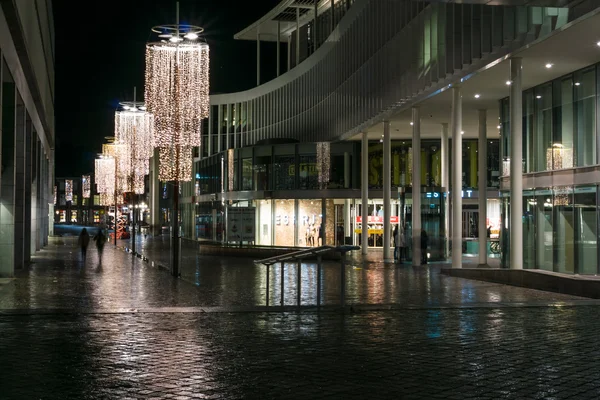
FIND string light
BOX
[228,148,234,191]
[82,175,91,198]
[316,142,330,189]
[145,34,209,181]
[95,157,116,200]
[115,107,154,194]
[53,186,57,205]
[65,180,73,202]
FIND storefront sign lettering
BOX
[356,216,399,224]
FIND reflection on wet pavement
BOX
[2,237,600,399]
[0,237,588,311]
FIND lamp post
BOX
[145,2,210,277]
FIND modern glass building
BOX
[0,1,55,276]
[150,0,600,274]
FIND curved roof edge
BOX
[212,0,368,105]
[233,0,296,42]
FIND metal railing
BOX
[256,245,360,308]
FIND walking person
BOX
[78,228,90,261]
[420,229,429,265]
[93,229,106,264]
[398,225,406,263]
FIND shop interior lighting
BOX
[506,81,511,85]
[536,95,542,99]
[474,94,480,98]
[575,82,581,86]
[545,63,553,69]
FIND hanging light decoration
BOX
[65,180,73,202]
[115,101,154,194]
[82,175,91,198]
[95,156,116,202]
[145,18,209,181]
[316,142,331,189]
[53,186,57,205]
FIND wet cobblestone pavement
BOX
[2,237,600,399]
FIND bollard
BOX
[317,255,322,307]
[266,263,270,306]
[297,261,301,307]
[340,252,346,307]
[280,261,285,306]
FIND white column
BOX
[441,123,449,259]
[344,152,351,242]
[383,121,392,261]
[412,107,421,266]
[256,29,261,86]
[451,86,463,268]
[361,132,369,255]
[510,57,523,270]
[478,109,488,267]
[276,21,281,77]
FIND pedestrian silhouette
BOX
[93,230,106,264]
[78,228,90,261]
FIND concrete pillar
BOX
[24,116,32,264]
[256,29,261,86]
[478,109,487,267]
[361,132,369,255]
[510,57,523,270]
[276,21,281,77]
[383,121,392,261]
[150,148,160,236]
[344,151,351,242]
[0,82,16,276]
[14,95,25,270]
[451,86,463,268]
[412,108,422,266]
[441,123,449,259]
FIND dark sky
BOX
[53,0,282,177]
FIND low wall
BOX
[441,268,600,299]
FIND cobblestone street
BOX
[2,238,600,399]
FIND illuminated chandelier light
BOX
[82,175,91,199]
[145,23,209,182]
[115,105,154,194]
[316,142,330,189]
[65,179,73,202]
[95,157,116,196]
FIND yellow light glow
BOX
[145,41,210,181]
[115,110,154,194]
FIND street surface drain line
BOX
[2,300,600,316]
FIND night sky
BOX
[53,0,282,177]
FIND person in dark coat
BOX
[78,228,90,260]
[93,230,106,264]
[420,229,429,265]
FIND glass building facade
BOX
[500,62,600,274]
